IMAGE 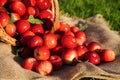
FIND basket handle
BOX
[51,0,60,33]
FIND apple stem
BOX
[71,58,82,66]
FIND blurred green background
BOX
[58,0,120,32]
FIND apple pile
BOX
[0,0,116,76]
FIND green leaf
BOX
[27,15,43,24]
[10,14,15,23]
[78,23,88,31]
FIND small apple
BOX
[71,26,80,33]
[22,57,38,70]
[49,55,63,70]
[51,45,64,56]
[34,46,50,60]
[20,31,35,46]
[31,24,44,36]
[36,60,53,75]
[43,32,57,49]
[75,45,88,60]
[63,31,75,37]
[0,0,7,7]
[75,31,86,46]
[57,22,71,33]
[36,0,52,10]
[5,23,16,37]
[87,41,102,52]
[9,1,26,16]
[62,48,78,65]
[27,35,43,49]
[100,49,115,62]
[0,12,10,27]
[84,51,101,65]
[61,35,77,49]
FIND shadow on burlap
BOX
[0,14,120,80]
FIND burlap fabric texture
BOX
[0,14,120,80]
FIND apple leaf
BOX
[27,15,43,24]
[78,23,88,31]
[10,14,15,23]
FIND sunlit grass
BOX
[58,0,120,32]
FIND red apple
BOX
[23,0,35,7]
[36,0,52,10]
[9,1,26,16]
[75,45,88,60]
[27,35,43,49]
[75,31,86,46]
[27,6,36,16]
[100,49,115,62]
[36,60,53,75]
[22,57,38,70]
[31,24,44,36]
[20,31,35,46]
[8,0,21,2]
[0,12,10,27]
[0,0,7,7]
[87,41,102,52]
[51,45,64,56]
[43,32,57,49]
[71,26,80,33]
[0,7,7,13]
[63,31,75,37]
[49,55,63,70]
[84,51,101,65]
[16,20,30,34]
[62,48,78,65]
[5,23,16,36]
[61,35,77,49]
[58,22,71,33]
[38,10,53,21]
[34,46,50,60]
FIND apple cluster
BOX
[21,21,116,75]
[0,0,116,76]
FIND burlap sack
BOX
[0,14,120,80]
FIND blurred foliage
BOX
[58,0,120,32]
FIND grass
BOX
[58,0,120,32]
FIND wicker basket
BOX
[0,0,59,46]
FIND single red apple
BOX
[5,23,16,37]
[84,51,101,65]
[0,12,10,27]
[49,55,63,70]
[34,46,50,60]
[43,32,57,49]
[16,19,30,34]
[75,31,86,46]
[27,35,43,49]
[9,1,26,16]
[61,35,77,49]
[22,57,38,70]
[87,41,102,52]
[62,48,78,65]
[100,49,115,62]
[36,60,53,75]
[75,45,88,60]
